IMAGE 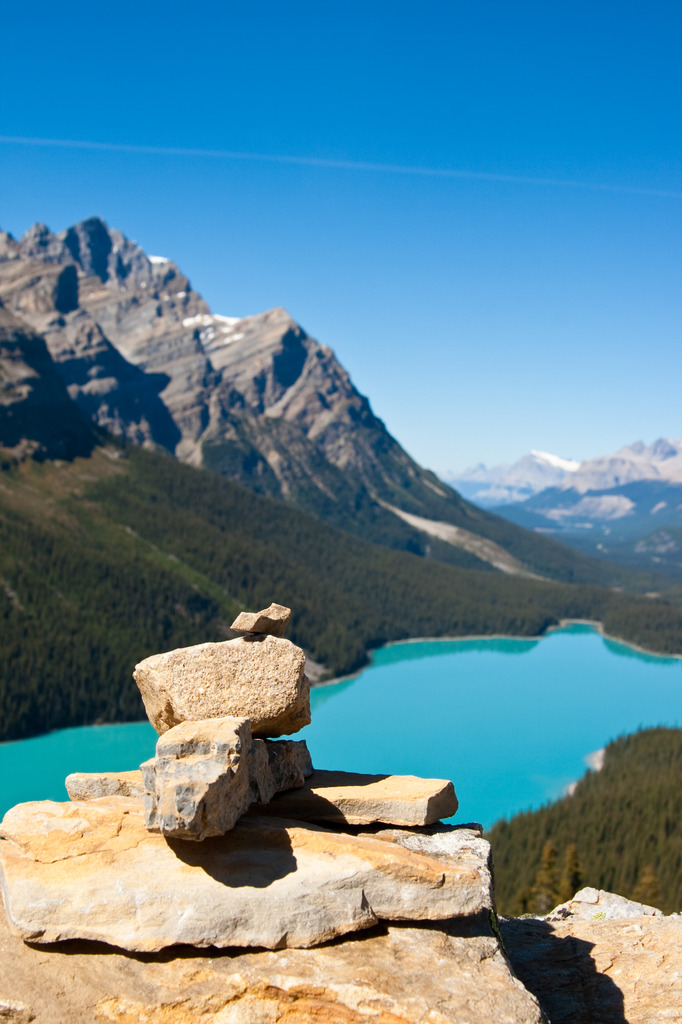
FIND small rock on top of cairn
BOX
[231,603,291,637]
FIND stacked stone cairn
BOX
[0,604,494,953]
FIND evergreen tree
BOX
[510,886,533,916]
[488,729,682,915]
[557,843,583,904]
[632,864,662,907]
[531,841,559,914]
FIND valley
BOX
[1,216,681,747]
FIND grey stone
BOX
[502,909,682,1024]
[545,886,664,922]
[141,716,313,840]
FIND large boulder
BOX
[0,896,546,1024]
[140,716,312,840]
[133,634,309,737]
[502,908,682,1024]
[253,768,458,826]
[0,798,492,952]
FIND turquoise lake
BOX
[1,624,680,827]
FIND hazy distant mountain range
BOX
[1,215,633,585]
[448,440,682,581]
[446,450,580,506]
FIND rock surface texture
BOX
[502,913,682,1024]
[141,717,312,840]
[0,799,492,952]
[0,306,95,463]
[545,885,664,922]
[141,716,253,840]
[0,905,546,1024]
[133,634,309,737]
[254,768,458,825]
[65,770,145,801]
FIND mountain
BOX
[1,215,652,588]
[493,440,682,581]
[0,302,96,464]
[2,218,682,743]
[557,438,682,494]
[446,450,580,506]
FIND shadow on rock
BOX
[166,821,297,888]
[500,917,626,1024]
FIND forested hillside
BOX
[2,445,682,742]
[488,728,682,915]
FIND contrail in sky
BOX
[1,134,680,199]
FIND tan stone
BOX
[502,912,682,1024]
[230,602,291,636]
[0,900,545,1024]
[0,799,492,952]
[254,769,457,826]
[140,717,313,840]
[133,634,309,737]
[65,770,145,801]
[0,1001,34,1023]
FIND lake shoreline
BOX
[310,618,682,690]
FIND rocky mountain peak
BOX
[2,215,578,578]
[0,231,20,261]
[61,216,113,282]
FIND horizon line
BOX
[1,134,681,200]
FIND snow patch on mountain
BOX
[561,438,682,494]
[530,450,580,473]
[445,449,580,506]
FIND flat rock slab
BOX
[133,634,309,737]
[0,903,545,1024]
[0,799,492,952]
[254,768,458,825]
[65,738,313,822]
[230,602,291,636]
[66,770,145,801]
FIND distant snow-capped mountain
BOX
[486,438,682,581]
[444,449,580,507]
[557,438,682,494]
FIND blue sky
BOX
[1,0,680,474]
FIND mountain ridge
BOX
[1,214,651,588]
[448,437,682,508]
